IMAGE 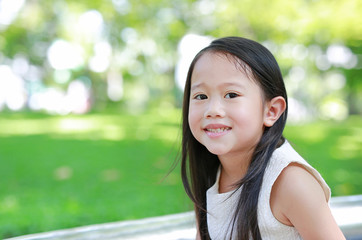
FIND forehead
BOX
[191,51,255,86]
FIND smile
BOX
[204,125,231,138]
[206,127,231,133]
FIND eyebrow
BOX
[191,82,246,91]
[191,83,204,91]
[220,82,246,89]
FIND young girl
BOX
[180,37,345,239]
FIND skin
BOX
[189,52,345,239]
[270,163,346,239]
[189,52,268,186]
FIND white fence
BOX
[6,195,362,240]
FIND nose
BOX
[204,98,225,118]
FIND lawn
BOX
[0,110,361,238]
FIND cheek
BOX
[233,105,264,130]
[188,107,201,135]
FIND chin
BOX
[206,147,229,156]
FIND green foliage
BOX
[0,0,361,115]
[210,0,361,43]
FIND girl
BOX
[180,37,345,239]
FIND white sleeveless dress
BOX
[206,141,331,239]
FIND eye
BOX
[225,92,239,99]
[194,94,208,100]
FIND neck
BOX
[218,150,253,193]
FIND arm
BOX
[270,163,345,240]
[195,215,201,240]
[196,230,201,240]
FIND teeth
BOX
[206,128,230,133]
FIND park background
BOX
[0,0,361,238]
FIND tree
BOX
[0,0,360,118]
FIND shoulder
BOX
[268,141,330,203]
[273,162,326,200]
[270,163,322,224]
[270,163,345,239]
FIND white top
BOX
[206,141,331,239]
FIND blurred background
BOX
[0,0,361,238]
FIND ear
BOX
[263,96,286,127]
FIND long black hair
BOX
[181,37,288,239]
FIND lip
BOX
[203,124,231,138]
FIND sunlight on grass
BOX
[151,126,181,142]
[101,124,126,140]
[57,118,98,132]
[0,119,58,136]
[333,135,361,160]
[332,124,362,160]
[0,195,19,213]
[285,122,328,143]
[0,110,181,142]
[0,117,102,136]
[53,166,73,181]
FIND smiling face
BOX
[188,52,268,161]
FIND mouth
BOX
[203,124,231,137]
[205,127,231,133]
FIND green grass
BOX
[0,110,361,238]
[0,109,190,239]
